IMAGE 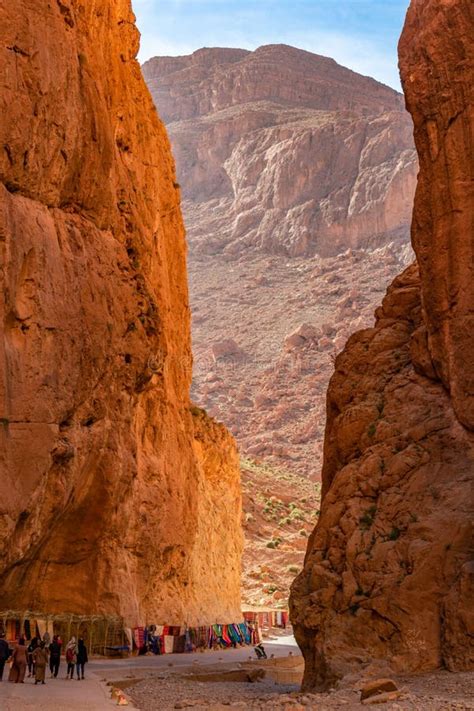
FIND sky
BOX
[133,0,411,91]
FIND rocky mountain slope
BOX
[143,45,417,479]
[291,0,474,689]
[143,45,417,259]
[241,457,321,608]
[0,0,241,626]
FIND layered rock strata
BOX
[290,0,474,687]
[144,44,417,259]
[0,0,241,625]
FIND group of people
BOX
[0,632,88,684]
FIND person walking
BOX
[76,638,88,680]
[8,637,28,683]
[49,635,62,678]
[0,632,11,681]
[65,636,77,679]
[33,641,49,685]
[27,636,38,677]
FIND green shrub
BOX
[190,405,206,418]
[289,508,304,521]
[266,537,281,549]
[388,527,401,541]
[359,505,377,529]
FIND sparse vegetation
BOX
[388,527,401,541]
[240,456,321,607]
[359,505,377,529]
[266,536,282,549]
[190,404,207,418]
[289,507,305,521]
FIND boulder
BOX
[360,679,398,701]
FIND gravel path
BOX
[127,668,474,710]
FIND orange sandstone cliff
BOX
[290,0,474,688]
[0,0,242,625]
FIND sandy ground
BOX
[0,671,116,710]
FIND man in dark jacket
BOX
[49,635,62,678]
[0,632,11,681]
[76,638,88,680]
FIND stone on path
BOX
[360,678,399,701]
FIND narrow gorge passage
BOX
[0,0,472,709]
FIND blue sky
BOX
[133,0,410,90]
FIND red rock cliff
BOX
[0,0,242,625]
[290,0,474,688]
[399,0,474,430]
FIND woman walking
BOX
[65,636,77,679]
[8,637,28,683]
[76,638,88,680]
[33,641,49,685]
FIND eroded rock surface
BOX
[399,0,474,430]
[144,44,417,258]
[143,45,417,479]
[290,0,474,688]
[0,0,241,625]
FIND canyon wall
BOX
[290,0,474,688]
[0,0,241,626]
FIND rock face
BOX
[143,44,417,258]
[143,45,417,479]
[399,1,474,431]
[0,0,241,626]
[290,0,474,688]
